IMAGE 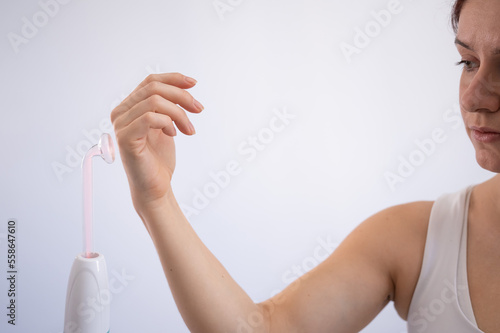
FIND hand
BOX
[111,73,204,212]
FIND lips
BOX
[470,126,500,134]
[470,126,500,143]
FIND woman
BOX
[110,0,499,331]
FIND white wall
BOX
[0,0,494,332]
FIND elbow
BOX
[253,301,275,333]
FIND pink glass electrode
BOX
[82,133,115,258]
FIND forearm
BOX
[137,188,267,333]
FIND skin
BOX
[110,0,500,331]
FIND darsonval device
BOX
[64,133,115,333]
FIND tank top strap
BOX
[417,185,472,281]
[457,186,477,326]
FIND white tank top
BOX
[407,184,484,333]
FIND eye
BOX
[455,60,479,72]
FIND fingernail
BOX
[193,99,204,112]
[185,76,197,85]
[188,121,196,135]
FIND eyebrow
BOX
[455,37,500,55]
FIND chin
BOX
[475,149,500,173]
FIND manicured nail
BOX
[185,76,197,85]
[188,121,196,135]
[193,98,204,112]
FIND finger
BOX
[114,95,195,136]
[137,80,203,114]
[112,79,204,122]
[132,73,197,95]
[117,112,176,149]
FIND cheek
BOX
[459,102,472,138]
[459,72,468,97]
[460,110,471,134]
[459,72,474,110]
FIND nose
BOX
[460,66,500,113]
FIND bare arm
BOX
[111,73,422,332]
[147,196,407,333]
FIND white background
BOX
[0,0,494,332]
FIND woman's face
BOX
[457,0,500,172]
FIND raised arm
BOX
[111,73,429,332]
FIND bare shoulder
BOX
[360,200,435,320]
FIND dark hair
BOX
[451,0,466,33]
